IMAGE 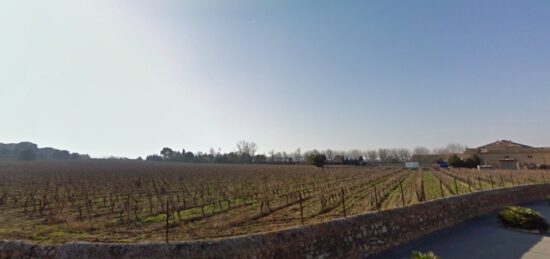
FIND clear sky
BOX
[1,0,550,158]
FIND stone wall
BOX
[2,184,550,259]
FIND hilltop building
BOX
[411,140,550,170]
[463,140,550,170]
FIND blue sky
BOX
[1,0,549,158]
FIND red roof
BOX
[478,140,532,149]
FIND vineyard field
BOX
[0,160,548,244]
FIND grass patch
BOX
[411,251,439,259]
[422,172,443,200]
[143,213,167,224]
[498,206,549,233]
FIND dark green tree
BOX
[464,155,482,168]
[184,151,195,161]
[52,150,71,160]
[307,154,327,168]
[254,154,267,163]
[18,150,36,161]
[448,154,465,168]
[160,147,174,160]
[146,154,163,161]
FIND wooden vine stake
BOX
[421,178,426,201]
[439,179,445,198]
[374,184,379,210]
[165,198,170,243]
[341,188,347,217]
[478,177,483,190]
[399,181,405,207]
[454,177,459,195]
[299,191,304,224]
[467,177,472,193]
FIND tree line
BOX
[0,142,91,161]
[144,141,469,167]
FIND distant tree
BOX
[160,147,174,160]
[14,142,38,153]
[136,156,143,161]
[236,141,257,158]
[18,150,36,161]
[274,152,283,163]
[171,151,183,161]
[349,149,362,160]
[105,156,130,160]
[446,143,466,154]
[396,148,412,162]
[464,155,482,168]
[79,154,91,160]
[52,150,71,160]
[447,154,480,168]
[324,149,334,161]
[184,152,195,161]
[448,154,465,168]
[70,153,81,160]
[386,149,401,163]
[254,154,267,163]
[356,155,364,166]
[293,148,302,163]
[433,147,451,154]
[146,154,163,161]
[413,147,430,155]
[333,155,345,164]
[378,149,390,162]
[282,151,290,163]
[366,150,378,162]
[307,154,327,168]
[227,152,240,163]
[269,150,276,163]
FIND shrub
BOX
[447,154,464,168]
[307,154,327,168]
[498,206,549,233]
[448,154,481,168]
[411,251,439,259]
[463,155,482,168]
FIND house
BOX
[463,140,550,170]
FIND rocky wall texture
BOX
[2,184,550,259]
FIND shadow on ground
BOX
[377,202,550,259]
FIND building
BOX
[463,140,550,170]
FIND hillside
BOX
[0,142,90,161]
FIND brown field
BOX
[0,160,548,244]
